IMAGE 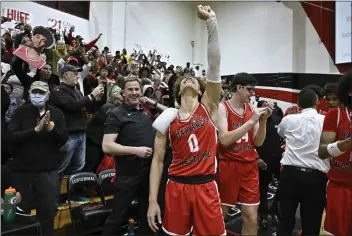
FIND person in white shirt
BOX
[277,88,329,236]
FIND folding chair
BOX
[97,169,139,232]
[67,172,111,235]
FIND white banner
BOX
[335,1,352,64]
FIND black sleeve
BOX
[104,112,122,134]
[49,109,68,147]
[51,87,92,111]
[1,86,10,117]
[8,108,37,143]
[11,56,33,101]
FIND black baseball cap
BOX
[61,64,82,75]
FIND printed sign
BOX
[2,8,33,25]
[71,176,96,184]
[47,17,72,31]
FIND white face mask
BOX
[30,93,46,107]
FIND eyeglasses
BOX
[238,85,255,93]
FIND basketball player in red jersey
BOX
[322,82,340,109]
[318,73,352,236]
[217,73,273,235]
[147,5,225,235]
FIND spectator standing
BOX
[51,65,104,195]
[57,51,92,96]
[101,78,166,235]
[256,100,282,228]
[8,81,68,235]
[83,103,116,172]
[272,101,283,119]
[12,56,59,102]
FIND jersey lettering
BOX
[188,133,199,152]
[236,132,249,143]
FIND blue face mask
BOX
[30,93,46,107]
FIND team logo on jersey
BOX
[179,149,211,165]
[332,160,352,172]
[175,118,206,139]
[232,121,245,128]
[341,131,351,139]
[228,143,254,151]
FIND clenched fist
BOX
[197,5,216,20]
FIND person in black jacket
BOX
[83,103,116,172]
[51,64,104,196]
[1,85,11,165]
[8,81,68,236]
[256,100,282,229]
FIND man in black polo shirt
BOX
[101,78,166,235]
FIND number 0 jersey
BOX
[168,103,218,177]
[218,101,258,162]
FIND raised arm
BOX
[198,5,221,118]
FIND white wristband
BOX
[327,142,345,157]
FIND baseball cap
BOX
[61,64,83,75]
[30,81,49,93]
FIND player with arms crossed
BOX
[217,73,273,235]
[147,5,225,235]
[318,73,352,236]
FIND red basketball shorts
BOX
[323,181,352,236]
[162,180,226,236]
[217,160,259,206]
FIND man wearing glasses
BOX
[217,72,273,235]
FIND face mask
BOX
[30,93,46,107]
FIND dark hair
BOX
[33,63,53,80]
[230,72,257,92]
[322,82,338,97]
[257,100,266,108]
[298,88,318,109]
[337,72,352,107]
[173,76,206,105]
[304,84,323,99]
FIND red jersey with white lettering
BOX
[168,103,218,177]
[322,107,352,188]
[218,101,258,162]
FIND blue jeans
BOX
[57,133,86,196]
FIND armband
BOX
[327,142,345,157]
[152,108,178,135]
